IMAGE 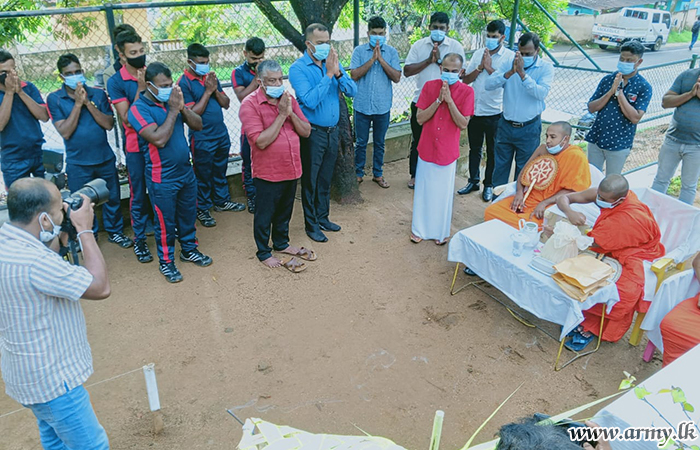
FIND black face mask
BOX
[126,54,146,69]
[0,73,7,85]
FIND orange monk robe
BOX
[660,294,700,366]
[484,146,591,228]
[581,191,665,342]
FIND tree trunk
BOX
[331,95,363,205]
[253,0,363,205]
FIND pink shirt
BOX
[416,79,474,166]
[239,88,308,182]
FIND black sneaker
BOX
[180,249,213,267]
[247,197,255,214]
[197,210,217,227]
[108,232,134,248]
[159,262,183,283]
[213,201,245,212]
[133,239,154,263]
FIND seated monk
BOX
[556,174,665,351]
[484,121,591,229]
[660,254,700,366]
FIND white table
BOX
[595,344,700,449]
[448,219,620,341]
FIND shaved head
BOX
[598,174,629,201]
[549,121,572,136]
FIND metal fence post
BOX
[691,54,698,69]
[508,0,520,49]
[104,4,118,63]
[353,0,359,48]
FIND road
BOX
[551,42,698,70]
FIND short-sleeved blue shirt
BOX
[128,95,192,184]
[585,72,652,151]
[232,62,256,89]
[47,85,114,166]
[0,81,45,164]
[350,43,401,115]
[106,66,142,153]
[177,71,229,144]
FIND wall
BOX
[671,8,698,29]
[551,13,596,42]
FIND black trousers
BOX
[300,126,338,233]
[253,178,297,261]
[467,113,501,187]
[409,101,422,178]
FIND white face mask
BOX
[38,212,61,243]
[546,136,568,155]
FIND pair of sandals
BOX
[564,326,595,352]
[357,176,390,189]
[279,247,317,273]
[410,234,448,246]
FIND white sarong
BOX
[411,157,456,241]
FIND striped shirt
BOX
[0,223,93,405]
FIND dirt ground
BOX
[0,159,662,450]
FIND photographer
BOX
[0,178,110,449]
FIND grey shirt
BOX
[667,68,700,144]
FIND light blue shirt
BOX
[289,51,357,127]
[350,43,401,115]
[485,55,554,122]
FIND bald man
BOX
[557,174,665,350]
[484,121,591,228]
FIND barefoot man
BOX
[239,60,315,272]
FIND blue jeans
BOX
[691,32,698,50]
[354,111,390,178]
[651,135,700,204]
[25,384,109,450]
[492,116,542,186]
[586,141,631,176]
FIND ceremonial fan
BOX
[519,154,559,204]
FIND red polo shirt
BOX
[239,88,308,182]
[416,79,474,166]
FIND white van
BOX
[592,7,671,51]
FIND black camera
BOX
[60,179,110,265]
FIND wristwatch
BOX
[335,72,343,80]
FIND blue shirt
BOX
[128,95,192,183]
[485,55,554,122]
[289,52,357,127]
[47,85,115,166]
[106,66,141,153]
[0,81,45,164]
[177,71,229,144]
[585,72,652,151]
[232,62,256,89]
[350,43,400,115]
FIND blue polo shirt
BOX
[586,72,652,151]
[177,71,229,144]
[232,62,256,89]
[288,52,357,127]
[128,95,191,184]
[350,43,400,115]
[47,85,114,166]
[0,81,45,165]
[107,66,141,153]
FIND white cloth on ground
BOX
[412,157,456,241]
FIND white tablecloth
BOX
[448,220,620,341]
[596,344,700,448]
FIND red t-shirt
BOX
[416,79,474,166]
[239,88,308,182]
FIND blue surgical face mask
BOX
[617,61,636,75]
[430,29,446,42]
[369,35,386,48]
[522,55,536,68]
[38,212,62,243]
[485,37,500,51]
[148,82,172,103]
[189,60,210,76]
[596,195,625,209]
[265,84,285,99]
[441,71,460,85]
[546,136,568,155]
[63,73,86,90]
[312,43,330,61]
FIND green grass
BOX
[668,30,693,44]
[666,176,700,197]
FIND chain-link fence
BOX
[0,0,696,184]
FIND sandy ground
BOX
[0,158,662,450]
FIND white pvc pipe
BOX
[143,363,161,412]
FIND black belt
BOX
[504,115,540,128]
[311,124,337,133]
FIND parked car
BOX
[592,7,671,51]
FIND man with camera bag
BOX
[0,177,111,449]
